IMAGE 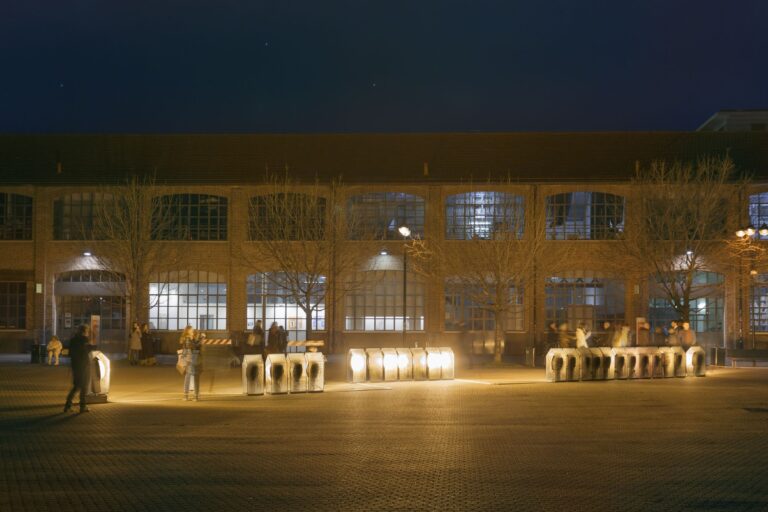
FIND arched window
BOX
[246,272,325,341]
[0,193,33,240]
[344,268,425,331]
[152,194,228,240]
[148,270,227,331]
[54,270,126,338]
[546,192,624,240]
[249,194,326,240]
[445,192,524,240]
[347,192,424,240]
[53,193,111,240]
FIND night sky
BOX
[2,1,767,133]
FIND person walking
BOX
[128,322,142,365]
[140,323,156,366]
[47,335,63,366]
[575,322,591,348]
[64,324,94,413]
[179,325,202,401]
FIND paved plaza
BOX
[1,357,767,511]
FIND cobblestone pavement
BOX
[1,360,767,512]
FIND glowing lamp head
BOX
[83,251,92,257]
[397,353,409,369]
[398,225,411,238]
[760,224,768,236]
[746,225,756,236]
[736,229,746,238]
[350,354,365,372]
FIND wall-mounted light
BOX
[685,250,693,256]
[83,251,92,257]
[379,250,388,256]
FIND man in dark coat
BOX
[64,324,95,413]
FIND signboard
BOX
[64,312,72,328]
[90,315,101,346]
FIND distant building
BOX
[697,110,768,132]
[1,126,768,355]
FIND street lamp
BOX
[398,225,411,347]
[735,223,768,349]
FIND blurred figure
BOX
[47,335,63,366]
[558,323,572,348]
[179,325,202,401]
[637,322,651,347]
[600,321,615,347]
[679,321,697,350]
[140,323,156,366]
[64,324,94,413]
[666,321,681,346]
[267,322,280,354]
[575,322,591,348]
[128,322,142,365]
[278,325,288,352]
[244,320,263,356]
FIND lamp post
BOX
[735,223,768,349]
[398,225,411,347]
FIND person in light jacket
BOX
[128,322,142,365]
[575,322,591,348]
[47,335,63,366]
[179,325,202,401]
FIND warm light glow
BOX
[760,224,768,236]
[383,353,397,370]
[685,250,693,256]
[350,354,365,372]
[83,251,92,257]
[380,250,388,256]
[427,352,442,370]
[746,225,756,236]
[736,229,746,238]
[397,353,409,369]
[750,269,758,276]
[398,225,411,238]
[97,358,106,378]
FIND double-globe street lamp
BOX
[735,223,768,349]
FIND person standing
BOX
[64,324,94,413]
[140,323,156,366]
[575,322,592,348]
[47,335,63,366]
[179,325,202,401]
[128,322,142,365]
[266,322,280,354]
[277,325,288,353]
[244,320,264,356]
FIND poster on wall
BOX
[90,315,101,346]
[64,312,72,328]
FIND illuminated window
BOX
[444,281,523,331]
[347,192,424,240]
[148,271,227,331]
[53,193,110,240]
[445,192,524,240]
[249,194,325,240]
[0,193,33,240]
[752,274,768,332]
[545,275,625,331]
[344,270,425,331]
[54,271,125,338]
[153,194,228,240]
[0,282,26,329]
[546,192,624,240]
[749,193,768,240]
[648,271,724,333]
[247,273,325,341]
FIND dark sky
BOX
[2,0,767,133]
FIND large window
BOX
[546,192,624,240]
[648,271,724,333]
[445,192,524,240]
[153,194,228,241]
[444,282,523,331]
[545,275,625,331]
[249,194,326,240]
[347,192,425,240]
[54,271,125,339]
[345,269,425,331]
[0,193,33,240]
[749,192,768,240]
[0,282,26,329]
[149,271,227,331]
[53,193,109,240]
[751,273,768,332]
[247,273,325,341]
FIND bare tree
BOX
[244,175,369,349]
[89,176,179,331]
[613,156,746,323]
[407,184,562,363]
